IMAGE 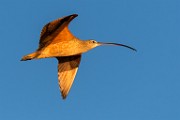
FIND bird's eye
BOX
[91,40,96,43]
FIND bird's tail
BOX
[21,52,38,61]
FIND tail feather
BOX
[21,52,38,61]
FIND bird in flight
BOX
[21,14,136,99]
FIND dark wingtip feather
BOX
[71,14,78,17]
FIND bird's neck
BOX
[74,39,94,54]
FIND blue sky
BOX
[0,0,179,120]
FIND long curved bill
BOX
[98,42,137,51]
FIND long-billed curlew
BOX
[21,14,136,99]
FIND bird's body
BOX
[21,14,136,99]
[36,38,84,58]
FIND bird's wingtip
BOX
[62,94,67,100]
[72,14,78,16]
[70,14,78,18]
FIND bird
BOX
[21,14,136,99]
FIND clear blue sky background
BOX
[0,0,179,120]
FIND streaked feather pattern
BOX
[38,14,78,50]
[57,55,81,99]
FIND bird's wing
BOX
[38,14,78,50]
[57,55,81,99]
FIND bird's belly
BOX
[38,42,80,58]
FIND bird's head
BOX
[85,39,100,49]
